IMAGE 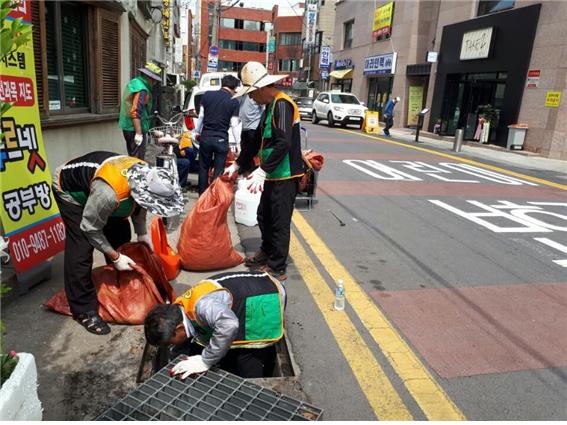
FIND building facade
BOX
[273,13,303,87]
[30,0,182,168]
[300,0,336,94]
[198,0,272,74]
[331,0,567,159]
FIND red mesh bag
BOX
[44,242,176,325]
[177,177,243,271]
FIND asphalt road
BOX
[269,121,567,420]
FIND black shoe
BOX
[73,311,111,335]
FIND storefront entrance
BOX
[440,72,507,142]
[366,76,392,119]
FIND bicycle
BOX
[149,108,190,189]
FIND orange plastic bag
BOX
[151,217,181,281]
[44,243,176,324]
[177,177,243,271]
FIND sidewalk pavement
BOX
[386,128,566,175]
[1,174,247,420]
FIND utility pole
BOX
[211,0,221,50]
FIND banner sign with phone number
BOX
[1,0,65,272]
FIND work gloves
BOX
[171,355,210,379]
[134,133,144,146]
[137,234,153,251]
[246,167,267,194]
[223,162,239,179]
[112,254,136,271]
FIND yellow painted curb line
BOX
[293,212,466,420]
[289,232,413,420]
[338,128,567,191]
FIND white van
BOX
[198,71,238,90]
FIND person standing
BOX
[237,94,264,175]
[224,62,304,282]
[144,271,286,378]
[382,95,401,137]
[52,152,183,335]
[193,75,241,195]
[118,62,162,159]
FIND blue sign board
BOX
[319,46,331,69]
[321,70,329,80]
[334,58,352,70]
[210,45,218,56]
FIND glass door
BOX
[367,77,392,119]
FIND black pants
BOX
[172,341,276,378]
[123,130,147,160]
[239,129,257,175]
[257,179,299,273]
[198,135,228,195]
[383,116,394,135]
[55,193,132,315]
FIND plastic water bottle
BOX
[334,280,345,311]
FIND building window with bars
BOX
[45,1,88,113]
[344,20,354,49]
[31,1,121,120]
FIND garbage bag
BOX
[177,177,243,271]
[44,242,176,324]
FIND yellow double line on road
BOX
[338,128,567,191]
[290,213,465,420]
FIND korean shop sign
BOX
[460,27,493,60]
[319,46,331,69]
[0,0,65,272]
[545,91,561,108]
[372,2,394,41]
[162,0,171,48]
[363,52,397,75]
[334,58,352,70]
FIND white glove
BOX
[138,234,153,251]
[246,167,267,194]
[112,254,136,271]
[134,133,144,145]
[171,355,210,379]
[223,162,239,179]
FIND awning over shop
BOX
[329,68,353,79]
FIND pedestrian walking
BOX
[193,75,241,195]
[224,62,304,282]
[237,94,264,174]
[118,62,162,159]
[144,271,286,378]
[52,151,183,335]
[383,96,401,137]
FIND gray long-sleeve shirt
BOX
[53,167,147,254]
[181,275,286,367]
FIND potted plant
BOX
[0,282,42,420]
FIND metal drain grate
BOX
[97,358,323,421]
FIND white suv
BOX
[312,92,367,129]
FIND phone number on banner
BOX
[8,216,65,272]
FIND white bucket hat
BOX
[233,62,288,98]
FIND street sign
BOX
[210,45,218,56]
[321,70,329,80]
[207,53,218,72]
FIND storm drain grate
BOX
[97,358,323,421]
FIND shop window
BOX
[477,1,515,16]
[31,1,121,119]
[344,20,354,49]
[280,32,302,46]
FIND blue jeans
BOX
[198,135,228,195]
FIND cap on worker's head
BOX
[395,96,401,102]
[127,163,184,217]
[139,62,162,82]
[233,61,287,98]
